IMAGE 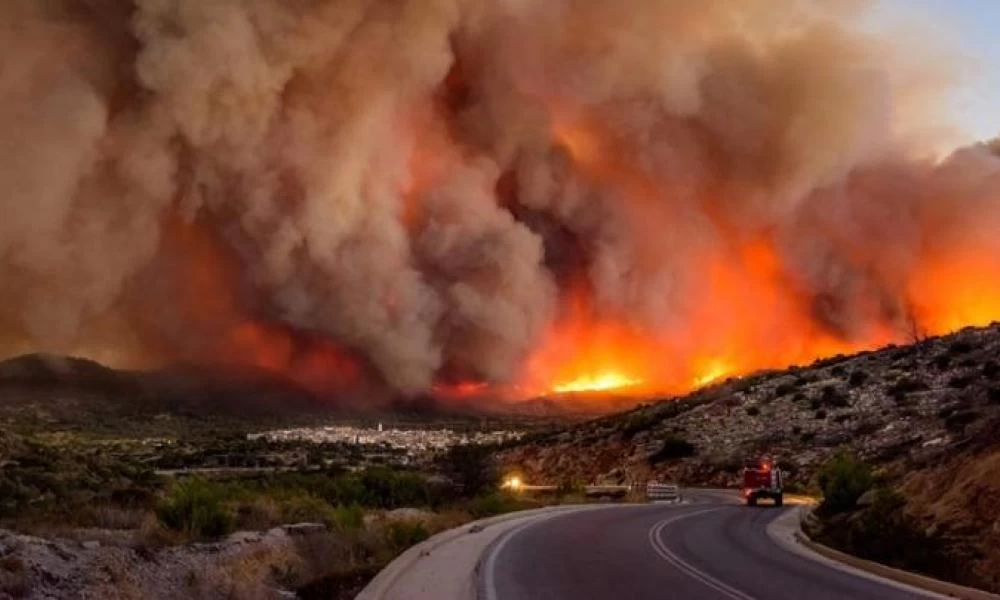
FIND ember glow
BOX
[2,0,999,410]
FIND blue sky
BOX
[869,0,1000,144]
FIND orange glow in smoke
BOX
[511,116,1000,400]
[908,249,1000,335]
[166,216,361,395]
[516,235,923,398]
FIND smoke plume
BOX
[1,0,998,402]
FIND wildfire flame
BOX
[5,0,1000,413]
[552,372,643,394]
[692,360,732,388]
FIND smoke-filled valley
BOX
[2,0,999,410]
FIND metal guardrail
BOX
[646,483,681,502]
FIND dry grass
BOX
[186,543,304,600]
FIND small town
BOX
[247,423,523,453]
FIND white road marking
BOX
[482,516,534,600]
[647,508,757,600]
[482,505,621,600]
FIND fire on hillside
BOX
[1,0,999,409]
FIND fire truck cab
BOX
[741,458,783,507]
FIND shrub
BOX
[795,374,818,386]
[556,478,583,497]
[853,421,881,436]
[944,410,978,432]
[619,413,660,440]
[648,435,696,463]
[385,521,429,553]
[821,386,850,408]
[276,493,338,526]
[847,371,869,388]
[887,378,928,403]
[438,445,498,498]
[821,488,956,581]
[356,468,431,509]
[989,387,1000,404]
[817,450,873,515]
[156,478,234,538]
[774,382,797,397]
[947,340,973,355]
[984,360,1000,380]
[947,375,974,389]
[467,492,523,519]
[830,365,847,377]
[331,504,365,531]
[931,355,952,371]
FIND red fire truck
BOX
[741,458,783,507]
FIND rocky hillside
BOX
[502,323,1000,486]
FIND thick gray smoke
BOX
[1,0,998,395]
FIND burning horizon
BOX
[0,0,999,409]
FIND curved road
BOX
[481,492,935,600]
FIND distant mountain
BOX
[0,354,587,430]
[0,353,342,428]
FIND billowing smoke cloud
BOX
[1,0,998,401]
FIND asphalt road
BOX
[481,492,933,600]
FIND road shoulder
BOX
[356,504,615,600]
[767,507,999,600]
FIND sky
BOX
[870,0,1000,145]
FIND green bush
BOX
[385,521,429,553]
[275,493,338,526]
[331,504,365,531]
[467,492,524,518]
[356,468,431,509]
[817,450,873,515]
[156,478,234,538]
